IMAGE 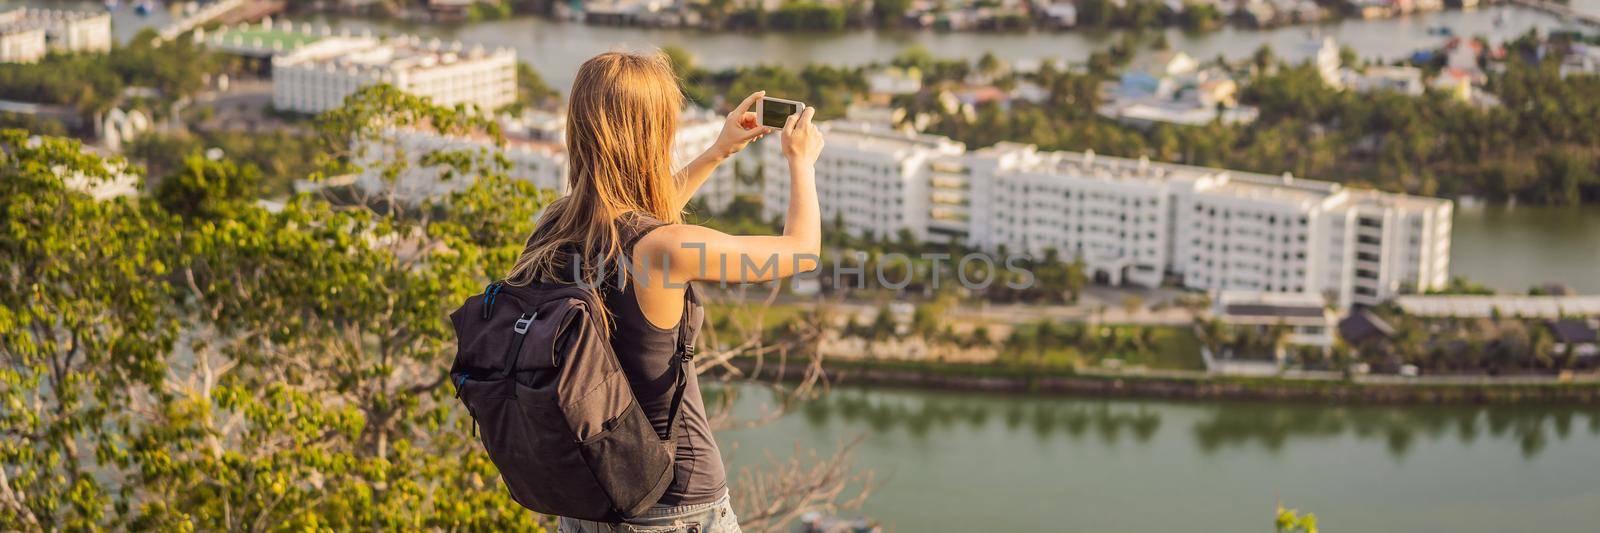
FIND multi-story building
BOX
[272,35,516,114]
[0,21,45,63]
[354,109,738,211]
[760,122,964,242]
[1316,189,1452,307]
[969,145,1181,288]
[40,8,111,53]
[761,122,1452,307]
[0,7,112,63]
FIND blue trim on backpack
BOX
[480,281,505,319]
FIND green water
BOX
[1452,206,1600,294]
[716,385,1600,531]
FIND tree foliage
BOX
[0,29,219,119]
[0,84,550,529]
[924,45,1600,205]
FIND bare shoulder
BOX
[634,223,725,258]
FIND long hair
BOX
[506,51,684,291]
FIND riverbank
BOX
[734,358,1600,405]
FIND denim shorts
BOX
[557,492,741,533]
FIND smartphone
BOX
[757,97,806,129]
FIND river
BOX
[716,384,1600,531]
[1452,206,1600,294]
[271,6,1580,92]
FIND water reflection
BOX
[795,389,1164,445]
[762,386,1600,460]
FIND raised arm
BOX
[671,91,770,212]
[642,106,824,286]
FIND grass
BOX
[1002,326,1209,371]
[1148,327,1206,370]
[705,301,807,333]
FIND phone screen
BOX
[761,99,799,129]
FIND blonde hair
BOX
[506,51,684,290]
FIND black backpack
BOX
[449,274,696,521]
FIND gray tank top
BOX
[603,216,727,506]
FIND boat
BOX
[1427,25,1454,36]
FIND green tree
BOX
[154,154,263,221]
[1275,503,1319,533]
[661,44,697,81]
[871,0,912,25]
[503,62,561,113]
[0,132,176,528]
[0,83,549,528]
[870,305,898,341]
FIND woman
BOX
[504,52,823,532]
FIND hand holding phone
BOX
[712,91,772,159]
[780,105,822,167]
[758,97,806,129]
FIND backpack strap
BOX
[495,311,537,381]
[663,285,700,436]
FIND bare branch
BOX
[729,437,875,533]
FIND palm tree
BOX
[1195,316,1234,360]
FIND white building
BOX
[1040,2,1078,28]
[1395,295,1600,318]
[968,146,1178,287]
[864,67,923,97]
[272,35,516,114]
[1559,43,1600,78]
[0,21,45,63]
[354,109,738,211]
[1312,37,1342,89]
[100,108,152,152]
[55,151,140,200]
[0,7,112,63]
[1345,65,1425,96]
[760,122,965,243]
[1213,290,1339,349]
[761,123,1453,307]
